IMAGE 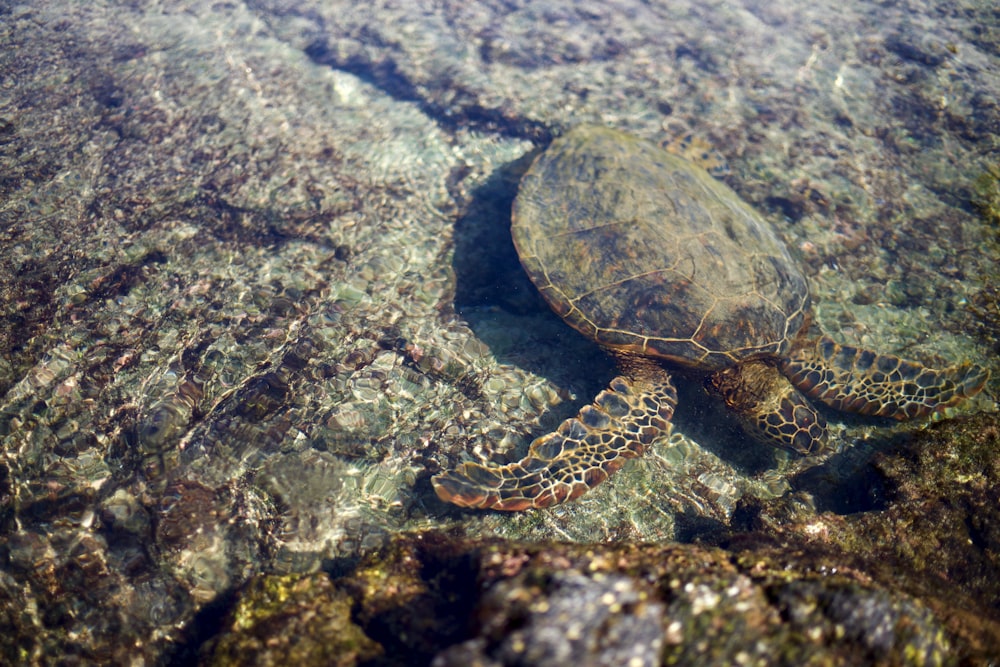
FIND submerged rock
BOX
[724,412,1000,661]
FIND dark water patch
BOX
[302,37,551,142]
[451,152,538,316]
[789,441,889,515]
[884,30,949,68]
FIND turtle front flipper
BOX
[780,336,989,420]
[706,359,829,455]
[432,371,677,511]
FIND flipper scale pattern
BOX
[781,336,988,420]
[432,374,676,510]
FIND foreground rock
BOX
[201,414,1000,666]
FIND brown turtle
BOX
[432,125,988,511]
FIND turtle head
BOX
[705,359,829,455]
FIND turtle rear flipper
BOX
[781,336,989,420]
[432,372,676,511]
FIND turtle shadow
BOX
[451,150,538,319]
[668,373,781,474]
[788,437,890,514]
[675,372,897,514]
[451,150,616,430]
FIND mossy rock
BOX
[204,573,382,667]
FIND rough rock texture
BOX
[208,414,1000,666]
[725,412,1000,661]
[203,573,382,667]
[0,0,997,663]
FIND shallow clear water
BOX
[0,0,997,662]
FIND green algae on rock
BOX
[972,163,1000,227]
[204,573,382,667]
[270,532,978,666]
[722,412,1000,663]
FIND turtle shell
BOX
[512,125,810,371]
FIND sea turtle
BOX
[432,125,988,511]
